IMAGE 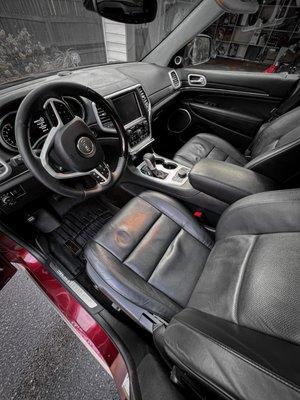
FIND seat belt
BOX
[269,80,300,121]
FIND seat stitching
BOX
[204,145,215,158]
[222,199,300,215]
[122,213,162,264]
[185,259,210,307]
[138,195,214,249]
[147,227,182,282]
[86,245,181,314]
[232,235,257,324]
[170,318,300,392]
[218,198,300,237]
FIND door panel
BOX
[182,69,298,98]
[176,68,299,151]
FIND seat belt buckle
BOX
[244,149,252,159]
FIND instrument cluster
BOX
[0,97,85,153]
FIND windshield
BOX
[0,0,202,86]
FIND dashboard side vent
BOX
[169,70,181,89]
[96,105,114,129]
[137,86,150,110]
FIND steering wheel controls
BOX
[90,170,105,183]
[90,163,111,183]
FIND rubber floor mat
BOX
[48,198,115,276]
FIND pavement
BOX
[0,267,119,400]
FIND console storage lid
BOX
[189,159,276,204]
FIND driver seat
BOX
[85,191,214,323]
[85,190,300,399]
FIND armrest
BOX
[189,159,275,204]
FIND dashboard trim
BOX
[0,158,12,182]
[63,96,86,120]
[92,83,153,154]
[0,111,18,153]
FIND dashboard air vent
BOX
[137,86,150,110]
[96,105,114,129]
[169,70,181,89]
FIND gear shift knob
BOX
[143,153,156,171]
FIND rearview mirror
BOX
[183,35,213,67]
[83,0,157,24]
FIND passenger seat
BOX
[173,106,300,183]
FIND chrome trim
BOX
[63,96,86,120]
[40,101,112,184]
[77,136,96,158]
[174,56,183,66]
[50,263,98,309]
[41,100,85,179]
[105,83,142,99]
[40,118,89,180]
[0,158,12,181]
[167,108,191,134]
[188,74,207,87]
[43,97,68,126]
[137,154,189,187]
[130,138,154,156]
[92,83,153,155]
[0,111,18,153]
[169,70,181,89]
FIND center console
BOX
[137,153,190,186]
[94,84,191,188]
[93,84,153,155]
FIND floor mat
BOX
[48,198,115,276]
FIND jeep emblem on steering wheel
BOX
[77,136,96,158]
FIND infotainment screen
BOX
[112,92,141,126]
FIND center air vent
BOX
[169,70,181,89]
[96,105,114,129]
[137,86,150,111]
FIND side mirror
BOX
[83,0,157,24]
[183,35,213,67]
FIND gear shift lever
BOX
[143,153,167,179]
[143,153,157,173]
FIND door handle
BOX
[188,74,207,87]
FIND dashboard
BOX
[0,62,181,214]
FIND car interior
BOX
[1,0,300,399]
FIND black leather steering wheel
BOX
[15,82,128,199]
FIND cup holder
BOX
[156,158,177,170]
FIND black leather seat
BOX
[85,191,214,321]
[85,189,300,399]
[173,106,300,182]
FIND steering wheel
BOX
[15,82,128,199]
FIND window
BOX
[202,0,300,74]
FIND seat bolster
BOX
[86,241,181,320]
[164,309,300,400]
[139,191,214,249]
[245,138,300,182]
[216,188,300,240]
